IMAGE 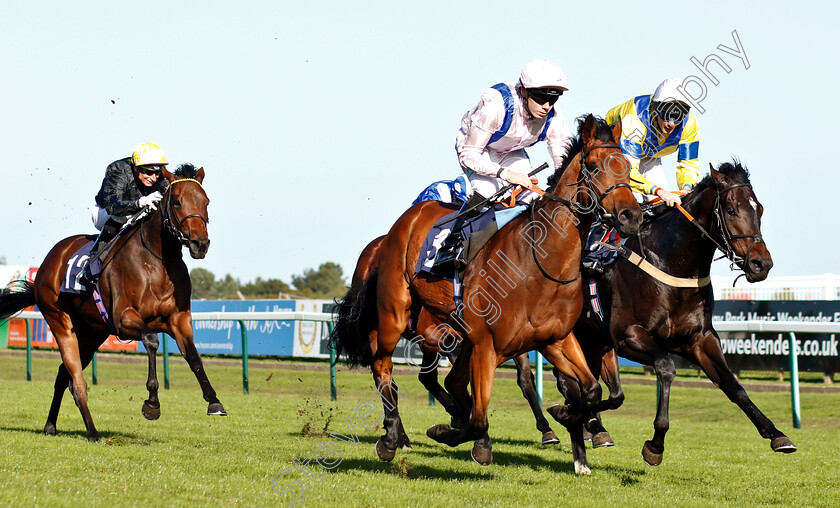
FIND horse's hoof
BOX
[207,402,227,416]
[471,443,493,466]
[44,423,56,436]
[142,401,161,421]
[771,436,797,453]
[642,440,663,466]
[541,431,560,445]
[582,428,593,442]
[375,437,396,462]
[591,431,615,448]
[88,432,101,442]
[574,460,591,475]
[426,424,451,443]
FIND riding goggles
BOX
[138,165,163,175]
[653,101,689,124]
[527,88,563,105]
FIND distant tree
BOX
[0,255,6,265]
[214,274,242,300]
[240,277,294,299]
[190,268,242,300]
[191,268,216,299]
[291,262,347,299]
[190,263,347,300]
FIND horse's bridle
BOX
[530,142,630,284]
[711,182,765,275]
[162,178,209,247]
[679,181,765,277]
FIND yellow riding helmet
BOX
[131,142,168,167]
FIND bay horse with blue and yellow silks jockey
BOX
[559,160,796,466]
[331,115,643,475]
[0,164,225,441]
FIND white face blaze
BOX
[748,197,758,212]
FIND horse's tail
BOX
[329,272,378,368]
[0,281,36,322]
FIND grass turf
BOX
[0,353,837,507]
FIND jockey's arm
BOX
[457,91,506,178]
[99,161,142,216]
[675,117,700,192]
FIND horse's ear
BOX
[161,166,175,182]
[611,119,622,143]
[710,165,729,187]
[195,167,205,184]
[581,114,597,142]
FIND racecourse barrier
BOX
[10,312,839,427]
[13,310,338,399]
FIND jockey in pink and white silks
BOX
[455,59,573,205]
[434,59,573,269]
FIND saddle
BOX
[416,203,528,280]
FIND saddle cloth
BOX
[416,203,528,279]
[60,240,100,294]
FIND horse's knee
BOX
[582,381,603,409]
[516,368,535,390]
[417,370,437,391]
[141,331,159,351]
[444,374,464,395]
[655,358,676,381]
[69,379,89,404]
[608,391,625,409]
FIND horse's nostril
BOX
[750,259,764,273]
[618,208,642,231]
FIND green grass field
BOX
[0,352,837,507]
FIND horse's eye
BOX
[172,198,181,207]
[726,206,736,216]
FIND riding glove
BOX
[138,191,163,210]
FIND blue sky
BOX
[1,1,836,284]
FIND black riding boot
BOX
[433,194,486,270]
[582,218,621,274]
[81,218,123,287]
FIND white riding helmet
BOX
[652,78,690,105]
[519,59,569,91]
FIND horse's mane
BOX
[173,163,199,179]
[685,159,751,200]
[546,115,615,190]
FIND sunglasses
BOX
[528,88,562,106]
[654,101,689,124]
[138,165,162,176]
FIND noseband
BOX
[162,178,209,247]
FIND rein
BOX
[529,142,629,284]
[628,181,764,287]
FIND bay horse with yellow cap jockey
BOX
[0,143,225,441]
